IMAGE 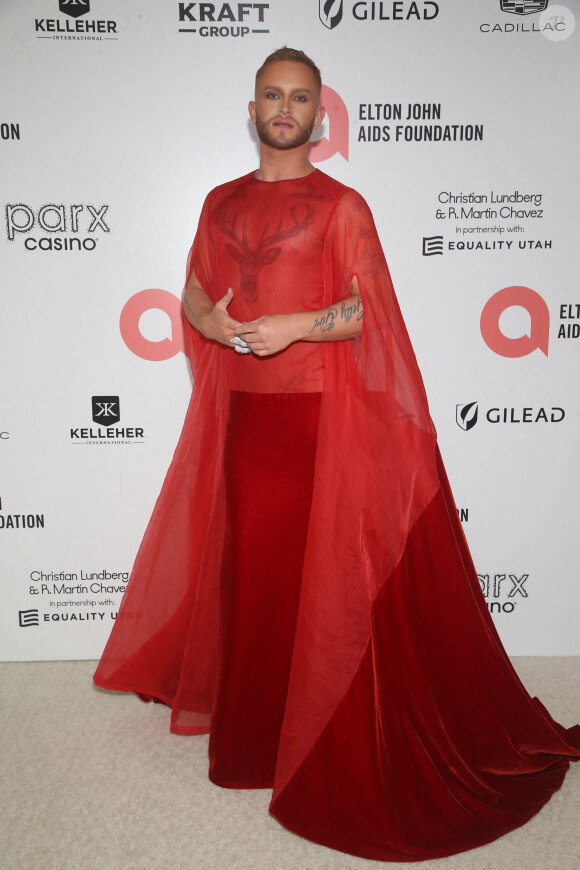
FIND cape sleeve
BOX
[272,185,441,799]
[182,192,218,377]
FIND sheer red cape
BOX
[94,170,579,861]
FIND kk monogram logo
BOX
[92,396,120,427]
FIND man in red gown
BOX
[94,48,579,861]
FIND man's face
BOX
[249,61,325,151]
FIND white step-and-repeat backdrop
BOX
[1,0,578,659]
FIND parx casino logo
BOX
[5,203,109,252]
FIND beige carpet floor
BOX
[0,658,578,870]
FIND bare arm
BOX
[232,277,363,357]
[183,269,244,348]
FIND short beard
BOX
[255,115,316,151]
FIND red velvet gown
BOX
[93,170,579,861]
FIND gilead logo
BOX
[480,285,549,357]
[120,289,184,361]
[309,86,349,163]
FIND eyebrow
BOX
[261,85,313,95]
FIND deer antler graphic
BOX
[216,202,314,301]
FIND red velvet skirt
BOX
[209,390,322,788]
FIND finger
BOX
[216,288,234,309]
[234,325,260,338]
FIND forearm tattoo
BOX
[309,291,364,336]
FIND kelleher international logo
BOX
[5,202,110,252]
[59,0,90,17]
[70,396,145,445]
[92,396,120,427]
[35,0,118,41]
[178,2,270,38]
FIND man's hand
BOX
[233,314,300,357]
[184,285,248,351]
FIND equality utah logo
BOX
[500,1,549,14]
[320,0,343,29]
[59,0,90,17]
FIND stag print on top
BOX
[215,198,314,301]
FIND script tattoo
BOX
[309,295,364,336]
[341,296,363,324]
[311,307,337,334]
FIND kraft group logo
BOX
[92,396,120,427]
[178,2,270,38]
[320,0,343,29]
[500,0,549,13]
[480,285,550,357]
[309,85,349,162]
[59,0,90,17]
[5,203,109,252]
[456,401,479,431]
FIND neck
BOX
[255,143,315,182]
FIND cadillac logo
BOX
[500,1,549,15]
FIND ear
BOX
[313,105,325,131]
[248,101,257,126]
